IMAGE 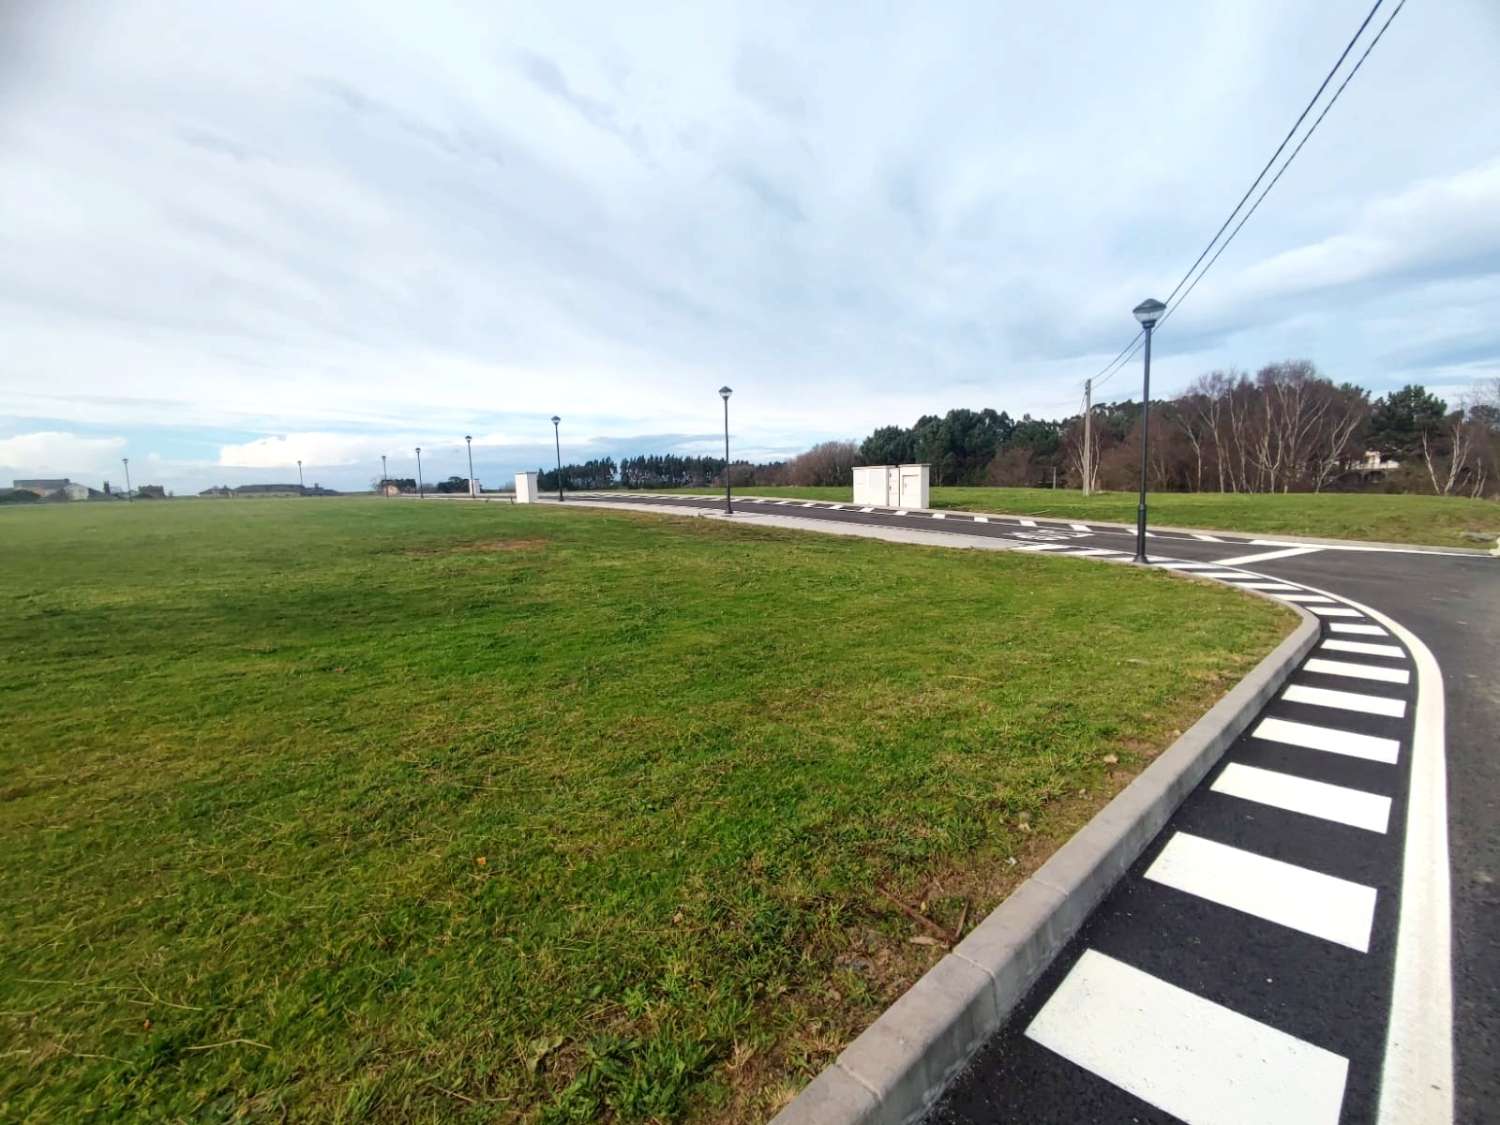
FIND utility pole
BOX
[122,457,132,501]
[1082,378,1092,497]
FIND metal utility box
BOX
[515,472,539,503]
[852,463,930,508]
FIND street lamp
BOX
[1131,298,1166,563]
[381,454,388,497]
[551,416,564,502]
[297,459,304,492]
[464,435,475,497]
[415,447,424,499]
[719,386,733,515]
[122,457,131,502]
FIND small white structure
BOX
[514,471,539,503]
[852,463,930,508]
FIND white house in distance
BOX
[12,478,93,500]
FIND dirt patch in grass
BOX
[402,536,547,556]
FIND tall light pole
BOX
[297,459,304,492]
[464,435,475,497]
[719,386,733,515]
[381,454,388,497]
[122,457,132,502]
[415,447,424,499]
[551,416,564,501]
[1131,298,1166,563]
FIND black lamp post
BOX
[1131,298,1166,563]
[297,459,304,492]
[464,435,475,497]
[381,454,388,497]
[122,457,131,502]
[551,416,563,501]
[719,386,733,515]
[415,447,424,499]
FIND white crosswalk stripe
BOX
[1212,762,1391,833]
[1304,657,1410,684]
[1254,716,1400,764]
[1283,683,1407,718]
[1321,639,1406,659]
[1145,832,1377,950]
[1026,950,1350,1125]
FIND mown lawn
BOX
[653,485,1500,548]
[0,499,1290,1122]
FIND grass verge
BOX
[650,485,1500,549]
[1,499,1291,1122]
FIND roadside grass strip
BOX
[1211,762,1392,833]
[1026,951,1350,1125]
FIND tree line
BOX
[533,364,1498,497]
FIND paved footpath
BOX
[562,492,1498,1124]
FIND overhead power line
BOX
[1089,0,1397,392]
[1156,0,1408,331]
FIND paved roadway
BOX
[567,492,1497,1124]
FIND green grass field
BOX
[1,499,1290,1122]
[653,485,1500,548]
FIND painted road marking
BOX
[859,506,875,513]
[829,504,844,510]
[1212,762,1391,833]
[1019,518,1038,526]
[1304,658,1411,685]
[1321,639,1406,659]
[1254,716,1400,764]
[974,516,989,523]
[1283,684,1407,718]
[932,513,946,519]
[1145,832,1377,950]
[1276,594,1336,604]
[1330,622,1388,636]
[1026,949,1349,1125]
[1069,548,1126,557]
[894,509,908,516]
[1226,580,1300,590]
[1016,544,1070,551]
[1070,523,1091,531]
[801,502,817,507]
[1309,606,1364,618]
[1215,545,1325,566]
[1191,532,1224,541]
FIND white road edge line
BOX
[1026,949,1349,1125]
[1287,583,1454,1124]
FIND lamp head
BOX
[1132,298,1167,328]
[719,385,732,400]
[551,415,560,426]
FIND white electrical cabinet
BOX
[851,463,930,508]
[515,472,539,503]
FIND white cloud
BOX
[0,431,127,473]
[2,0,1499,491]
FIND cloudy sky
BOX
[2,0,1498,492]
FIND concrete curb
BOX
[627,492,1495,557]
[770,601,1320,1125]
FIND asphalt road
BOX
[568,491,1497,1124]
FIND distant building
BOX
[61,482,90,501]
[13,478,71,497]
